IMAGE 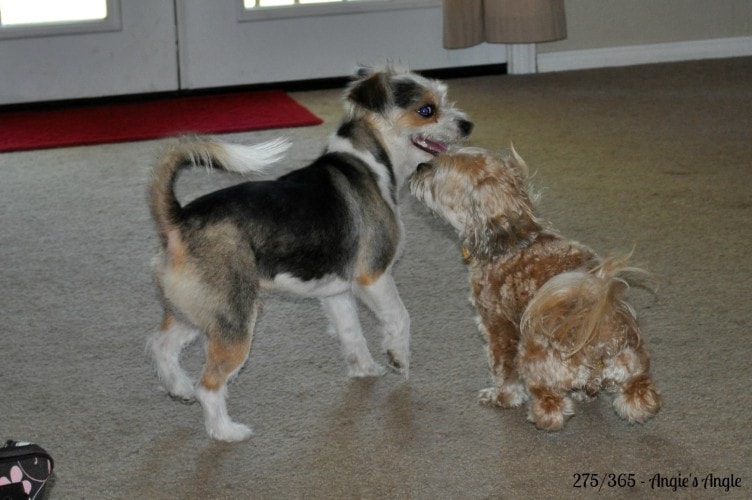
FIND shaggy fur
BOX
[410,148,660,430]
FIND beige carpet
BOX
[1,57,750,498]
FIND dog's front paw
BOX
[162,377,195,404]
[157,370,196,403]
[169,392,196,405]
[478,385,527,408]
[479,387,498,406]
[527,393,574,431]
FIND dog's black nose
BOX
[458,119,474,137]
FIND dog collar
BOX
[461,247,471,262]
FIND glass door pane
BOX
[0,0,107,26]
[0,0,178,105]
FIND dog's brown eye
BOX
[417,105,434,118]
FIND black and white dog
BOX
[148,66,473,441]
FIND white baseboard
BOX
[537,36,752,73]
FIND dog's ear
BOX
[508,144,530,179]
[348,72,392,114]
[461,181,511,258]
[461,176,537,258]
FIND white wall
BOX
[536,0,752,72]
[2,0,751,104]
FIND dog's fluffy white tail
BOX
[149,136,291,243]
[188,137,291,174]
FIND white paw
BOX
[169,391,196,405]
[478,387,500,406]
[478,386,527,408]
[386,348,410,378]
[347,362,387,378]
[195,386,251,442]
[166,378,195,404]
[207,421,253,442]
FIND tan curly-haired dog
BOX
[409,148,660,430]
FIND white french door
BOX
[0,0,506,105]
[177,0,505,90]
[0,0,177,105]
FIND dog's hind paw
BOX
[386,349,410,379]
[613,376,661,424]
[207,421,253,442]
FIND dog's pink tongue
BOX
[414,136,448,155]
[424,139,447,154]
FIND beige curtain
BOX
[443,0,567,48]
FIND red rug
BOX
[0,90,323,153]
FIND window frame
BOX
[237,0,440,22]
[0,0,121,40]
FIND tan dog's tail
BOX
[520,255,651,357]
[148,136,290,244]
